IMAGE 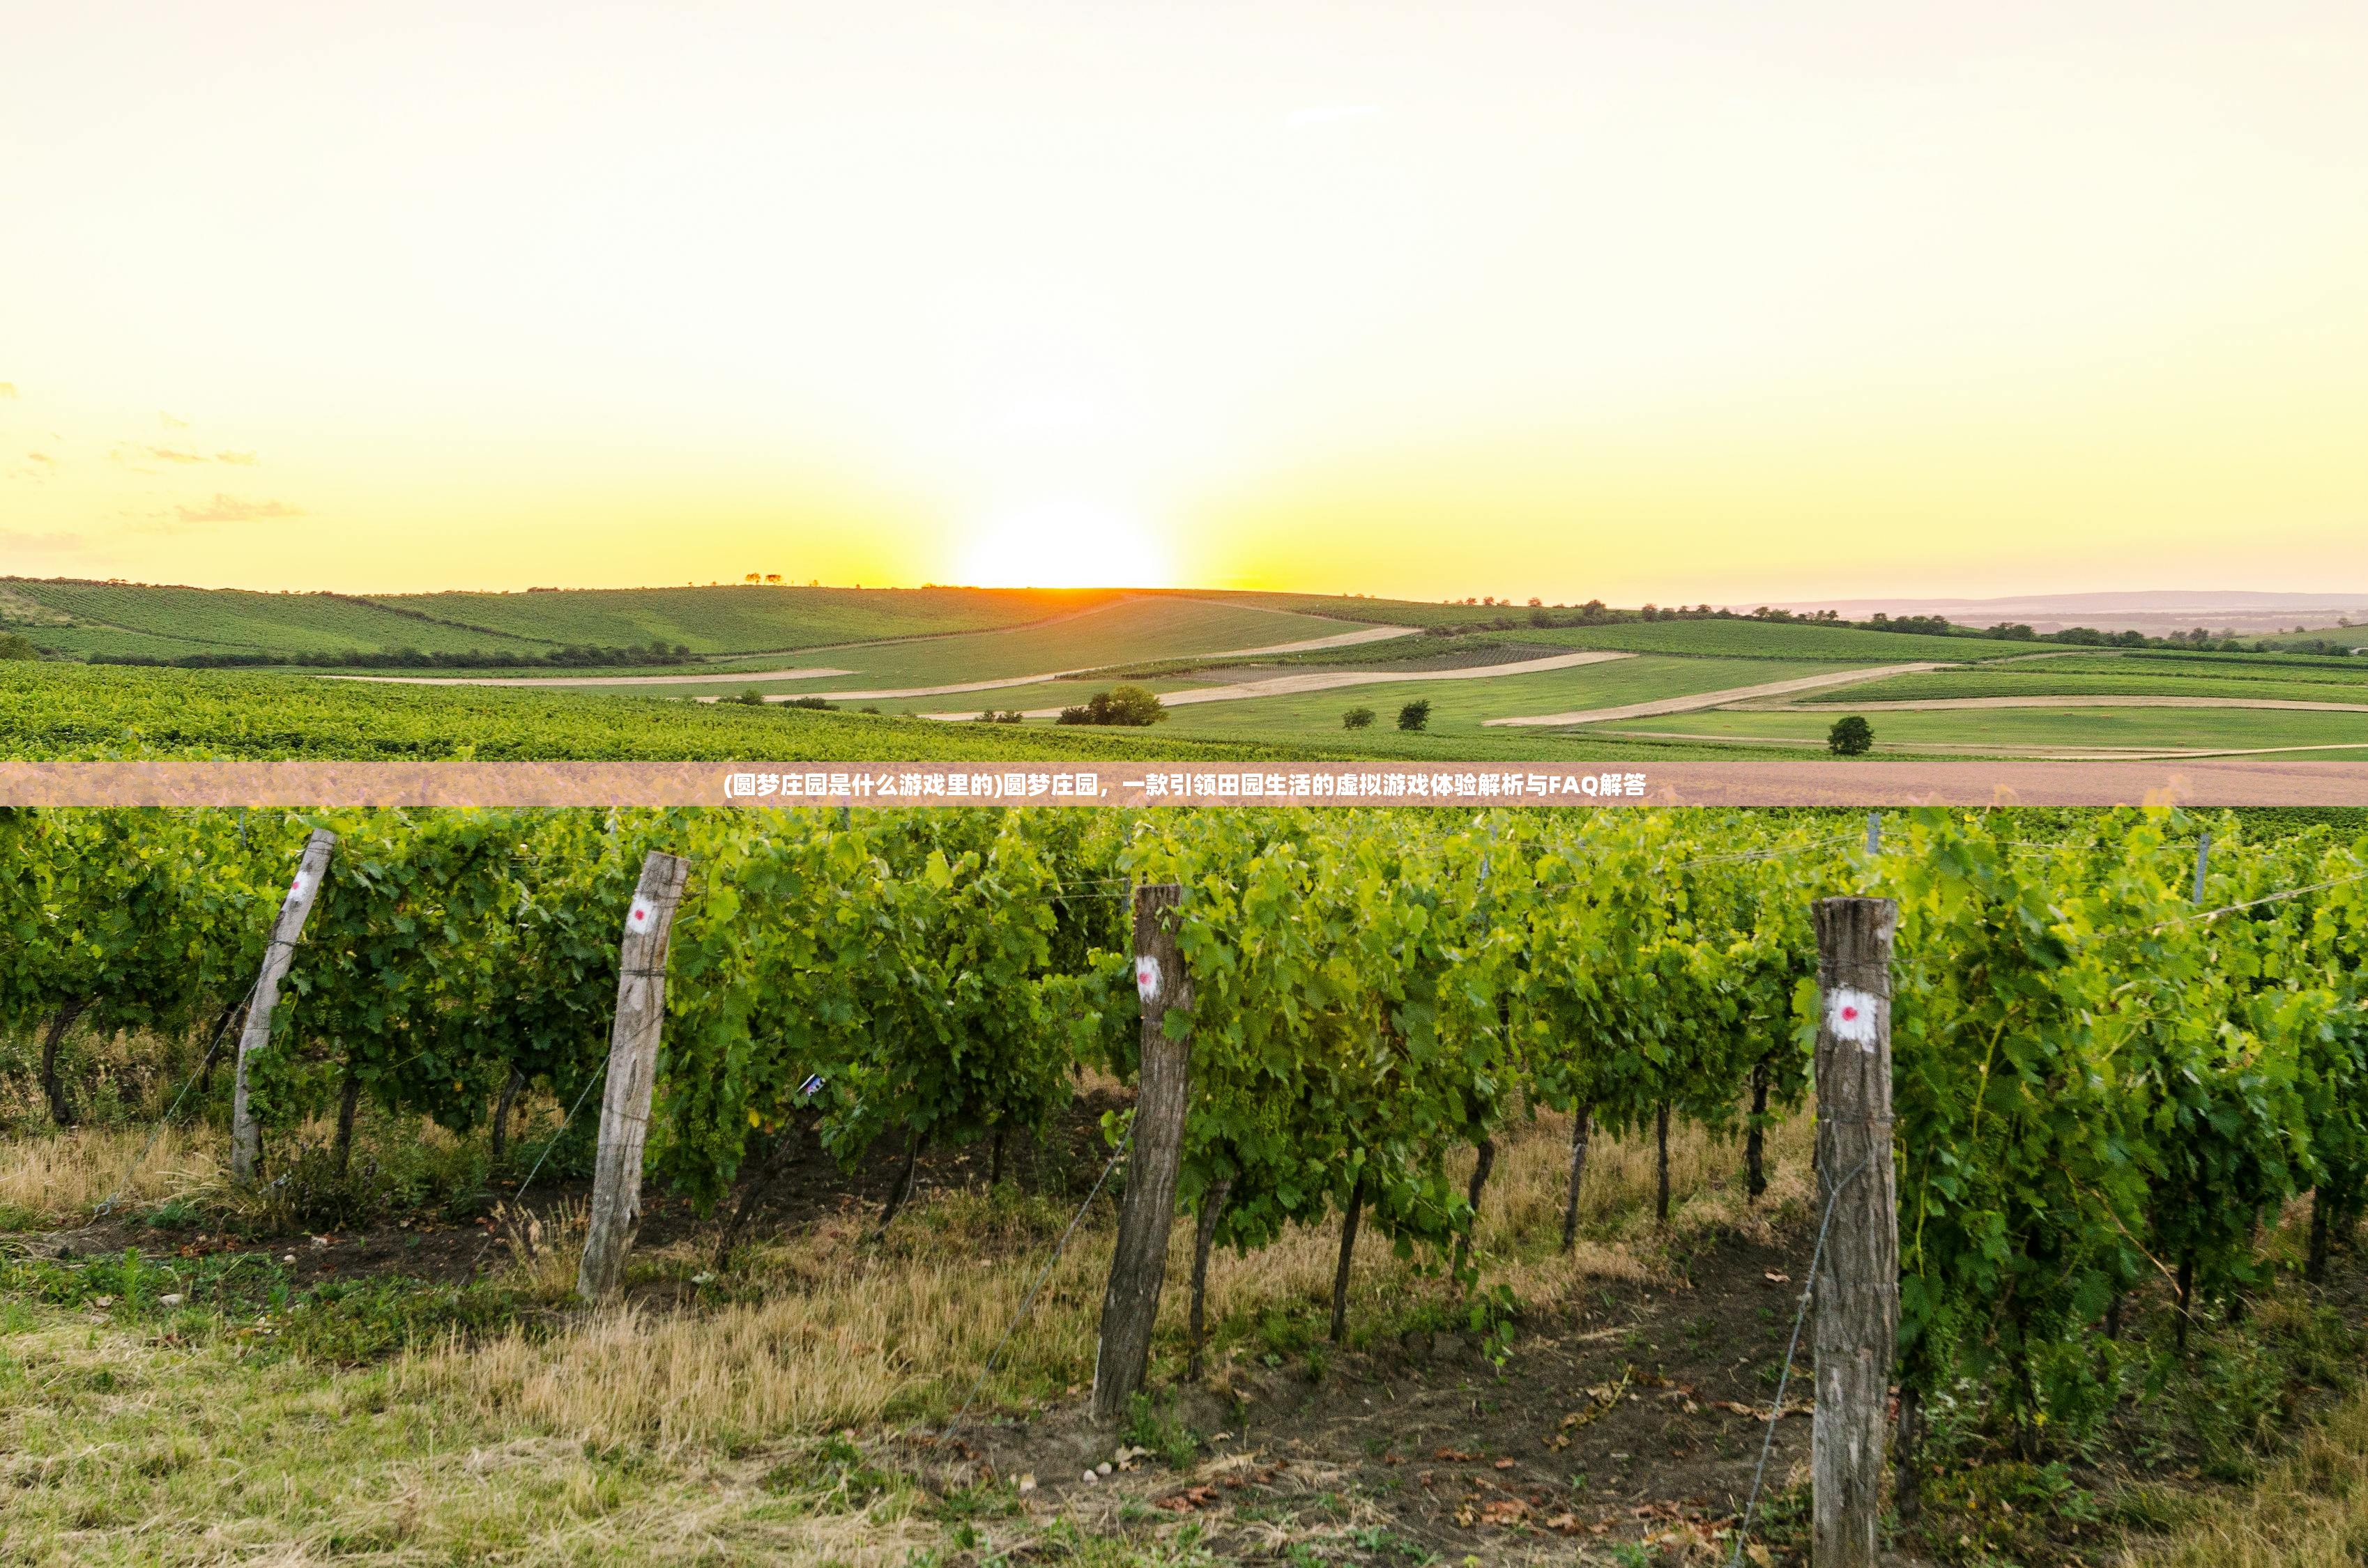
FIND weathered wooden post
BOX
[578,850,691,1303]
[1812,896,1900,1568]
[230,828,337,1182]
[1092,883,1192,1423]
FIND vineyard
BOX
[5,805,2368,1564]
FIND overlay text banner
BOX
[2,760,2367,806]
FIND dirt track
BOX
[924,650,1635,721]
[1483,663,1947,728]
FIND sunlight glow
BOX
[953,500,1174,590]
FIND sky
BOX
[3,1,2365,603]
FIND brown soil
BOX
[921,1229,1835,1565]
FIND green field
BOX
[358,585,1124,655]
[1598,704,2368,755]
[0,580,1141,663]
[0,663,1835,762]
[0,665,1320,762]
[1800,669,2368,706]
[10,578,2367,762]
[5,583,543,659]
[526,597,1380,693]
[1511,619,2027,662]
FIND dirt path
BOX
[1483,663,1947,728]
[321,618,1418,694]
[1766,693,2368,714]
[921,650,1634,720]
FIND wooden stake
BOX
[1188,1176,1231,1383]
[1092,883,1192,1424]
[577,850,690,1303]
[230,829,337,1182]
[1560,1104,1591,1252]
[1811,896,1900,1568]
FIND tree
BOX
[1341,706,1375,730]
[1827,715,1874,756]
[0,631,37,661]
[1397,700,1431,732]
[1055,685,1168,727]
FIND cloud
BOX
[159,410,188,427]
[110,441,258,467]
[0,529,85,554]
[173,493,304,524]
[26,452,54,466]
[1284,105,1381,129]
[0,383,17,399]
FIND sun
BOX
[952,500,1174,590]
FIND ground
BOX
[7,1083,2368,1566]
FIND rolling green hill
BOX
[0,579,1135,663]
[358,585,1127,655]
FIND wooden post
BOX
[229,828,337,1182]
[1811,896,1900,1568]
[577,851,691,1303]
[1092,883,1192,1424]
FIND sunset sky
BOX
[3,2,2364,602]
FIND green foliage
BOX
[9,799,2368,1429]
[1053,685,1168,727]
[1826,714,1874,755]
[1341,706,1375,730]
[1396,700,1430,732]
[0,630,36,661]
[0,665,1304,761]
[1122,1392,1202,1467]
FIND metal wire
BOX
[1727,1155,1872,1568]
[92,969,263,1217]
[512,1065,609,1198]
[946,1132,1133,1432]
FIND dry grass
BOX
[0,1121,225,1220]
[401,1105,1813,1456]
[0,1096,1813,1563]
[2129,1389,2368,1567]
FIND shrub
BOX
[1827,715,1874,756]
[783,696,833,710]
[1053,685,1167,727]
[1396,699,1431,732]
[0,631,38,661]
[733,688,767,706]
[1341,706,1375,730]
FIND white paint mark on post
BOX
[1826,987,1880,1049]
[626,896,654,934]
[1136,954,1162,1004]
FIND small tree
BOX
[733,687,767,706]
[1055,685,1168,727]
[1342,706,1375,730]
[1397,699,1431,732]
[0,631,37,661]
[1827,715,1874,755]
